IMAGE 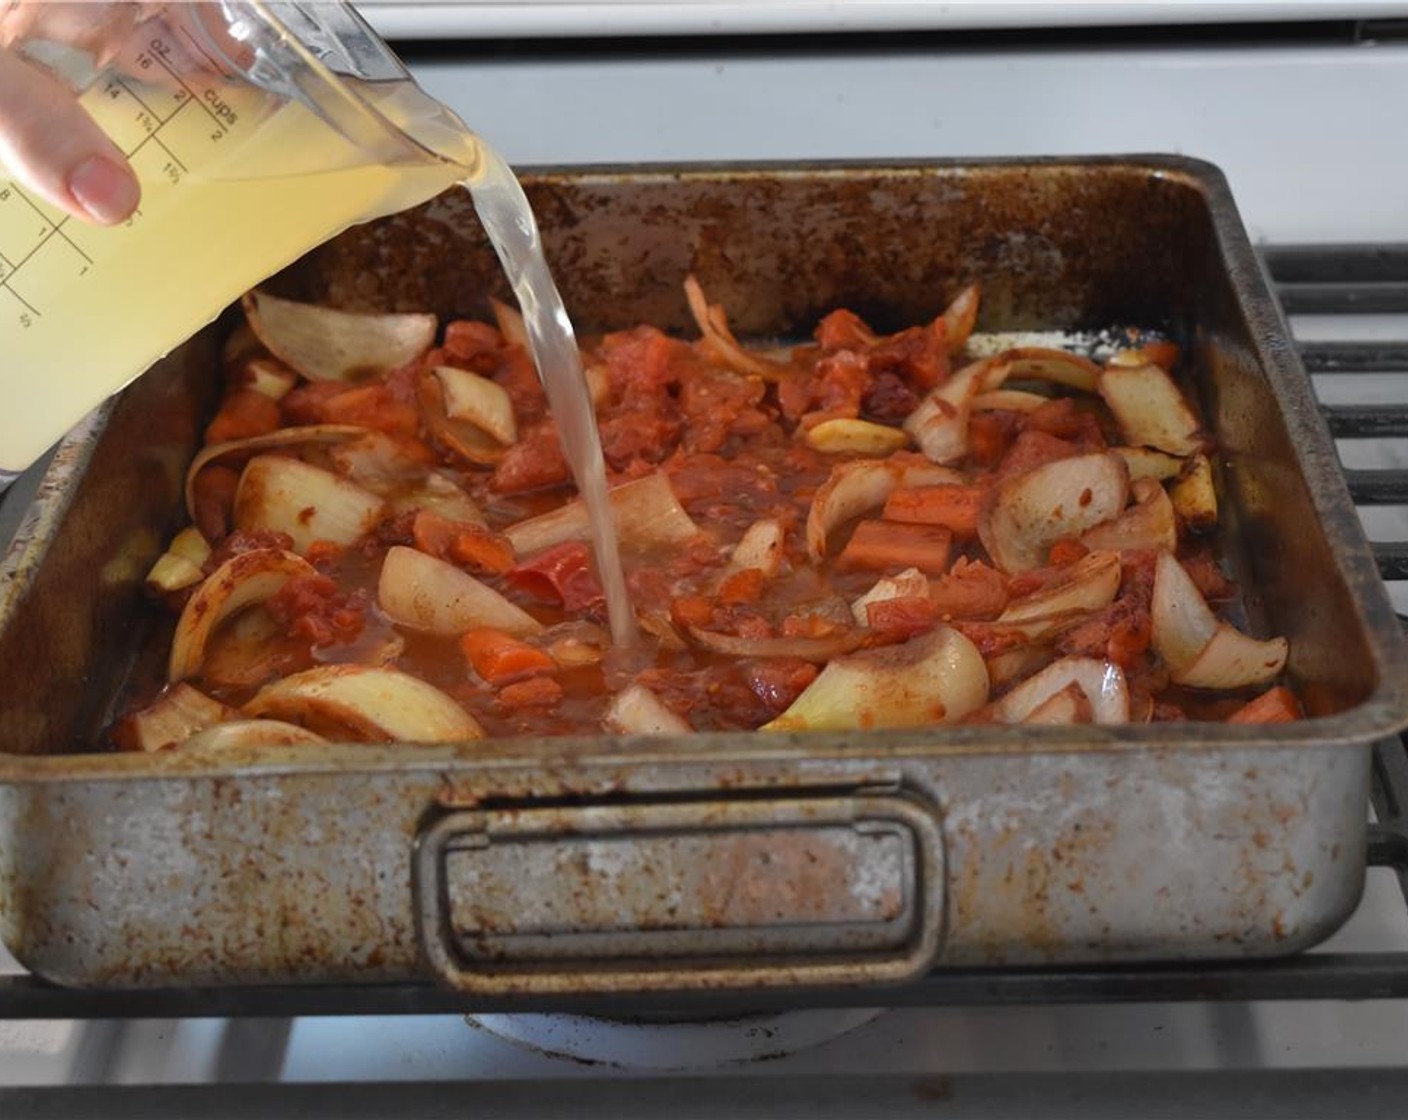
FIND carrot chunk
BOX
[882,484,986,538]
[836,520,952,575]
[460,628,556,684]
[1227,686,1304,725]
[497,675,564,709]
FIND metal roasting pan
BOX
[0,156,1404,995]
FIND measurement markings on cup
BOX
[0,34,240,321]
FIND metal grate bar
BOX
[1375,541,1408,580]
[1278,282,1408,316]
[1323,405,1408,438]
[5,952,1408,1019]
[1299,342,1408,373]
[1342,468,1408,505]
[1263,244,1408,283]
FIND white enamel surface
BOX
[405,41,1408,244]
[363,1,1408,39]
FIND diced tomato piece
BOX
[491,423,568,494]
[460,628,557,685]
[204,528,297,573]
[861,372,921,426]
[815,308,876,352]
[443,319,503,361]
[410,511,514,576]
[837,520,952,575]
[883,484,986,538]
[746,658,820,715]
[868,321,949,391]
[205,388,282,444]
[1023,398,1106,451]
[305,539,345,571]
[929,557,1008,620]
[1046,537,1090,567]
[998,429,1083,477]
[318,383,419,438]
[267,574,365,647]
[279,380,352,426]
[718,568,767,605]
[1179,547,1237,602]
[865,595,940,641]
[968,410,1019,468]
[506,541,604,612]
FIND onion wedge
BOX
[146,525,213,596]
[997,551,1122,636]
[1001,347,1102,393]
[242,291,436,382]
[490,297,529,351]
[1175,624,1290,690]
[387,472,487,527]
[978,452,1130,573]
[1151,552,1288,688]
[378,545,542,637]
[505,473,701,556]
[1114,446,1185,483]
[1170,452,1218,533]
[113,683,236,752]
[1022,682,1095,725]
[604,684,693,735]
[329,431,430,489]
[995,658,1129,725]
[807,456,963,562]
[972,389,1049,413]
[762,626,988,732]
[234,456,385,554]
[1150,552,1220,672]
[238,357,300,401]
[940,283,981,355]
[986,645,1055,690]
[433,366,518,445]
[903,355,1010,465]
[805,418,908,456]
[684,275,787,381]
[169,548,317,681]
[1080,478,1177,554]
[1098,361,1204,456]
[723,519,786,580]
[686,625,864,663]
[419,372,506,466]
[180,720,328,751]
[184,424,367,522]
[245,665,483,742]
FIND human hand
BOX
[0,1,141,225]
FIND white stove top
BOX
[361,0,1408,39]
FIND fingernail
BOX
[68,155,139,225]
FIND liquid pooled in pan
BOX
[110,279,1301,751]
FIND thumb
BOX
[0,45,139,224]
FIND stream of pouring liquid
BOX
[464,150,637,648]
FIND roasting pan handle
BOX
[412,793,946,995]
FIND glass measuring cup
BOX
[0,1,480,487]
